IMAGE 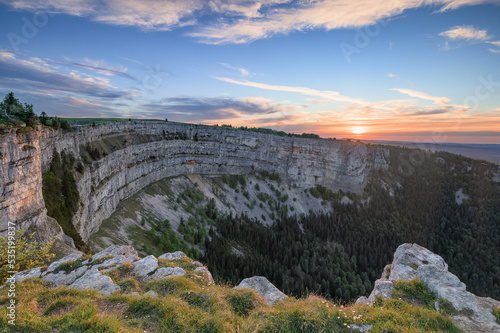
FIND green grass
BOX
[0,272,463,333]
[493,306,500,324]
[392,278,436,308]
[53,257,88,273]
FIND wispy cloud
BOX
[54,58,138,81]
[214,77,371,106]
[1,0,203,31]
[0,50,136,99]
[439,25,500,53]
[217,62,251,77]
[439,25,492,41]
[142,96,295,121]
[386,73,401,80]
[189,0,495,44]
[306,98,328,104]
[216,76,471,120]
[390,88,450,105]
[2,0,496,43]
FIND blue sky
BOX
[0,0,499,143]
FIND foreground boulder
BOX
[360,243,500,333]
[10,246,214,296]
[69,267,120,296]
[235,276,287,306]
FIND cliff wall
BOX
[0,122,389,242]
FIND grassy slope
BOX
[0,273,461,333]
[90,173,329,257]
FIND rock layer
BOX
[362,243,500,333]
[1,122,389,242]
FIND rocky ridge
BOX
[0,122,389,243]
[11,245,287,306]
[358,243,500,333]
[6,243,497,332]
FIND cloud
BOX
[142,96,295,121]
[306,98,328,104]
[386,73,401,80]
[216,76,471,120]
[0,50,135,99]
[2,0,496,43]
[217,62,251,77]
[390,88,450,105]
[214,77,371,106]
[409,108,451,116]
[189,0,495,44]
[487,41,500,53]
[1,0,203,31]
[439,25,492,41]
[438,25,500,53]
[54,58,138,81]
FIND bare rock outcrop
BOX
[362,243,500,333]
[69,267,120,296]
[235,276,287,306]
[6,247,216,297]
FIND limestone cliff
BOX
[0,122,388,242]
[0,126,65,241]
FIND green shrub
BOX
[228,290,260,316]
[91,255,115,266]
[493,306,500,324]
[436,298,457,315]
[0,230,55,284]
[392,279,436,308]
[118,278,140,293]
[53,258,86,274]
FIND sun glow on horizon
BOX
[351,126,367,135]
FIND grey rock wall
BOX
[1,121,389,242]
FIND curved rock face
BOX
[363,243,500,333]
[1,122,389,241]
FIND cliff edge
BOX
[0,122,389,243]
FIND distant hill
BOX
[364,140,500,164]
[362,140,500,164]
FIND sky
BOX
[0,0,499,143]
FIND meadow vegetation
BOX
[0,273,462,333]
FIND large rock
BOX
[69,267,120,296]
[146,266,186,281]
[132,255,158,280]
[388,243,447,281]
[44,253,83,275]
[194,266,215,285]
[43,265,88,287]
[159,251,187,261]
[363,243,500,333]
[235,276,287,306]
[13,267,42,283]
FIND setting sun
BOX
[351,127,367,135]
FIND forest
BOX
[203,147,500,303]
